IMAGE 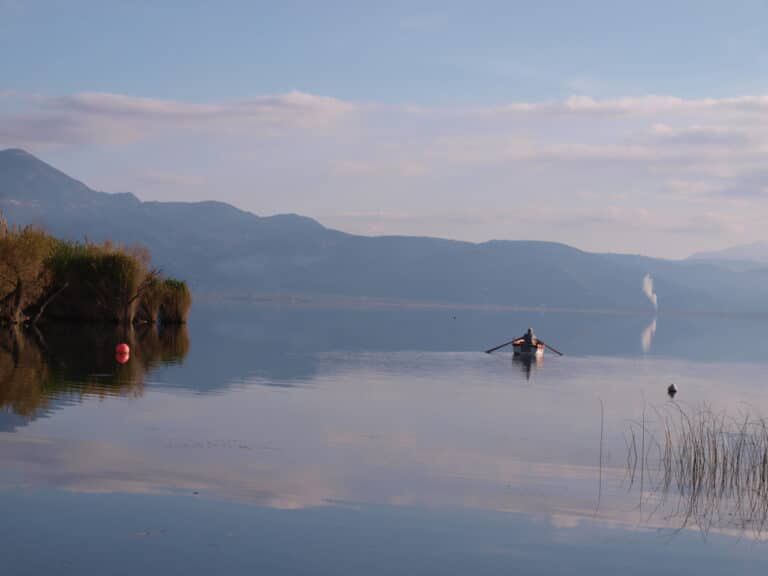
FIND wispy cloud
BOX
[46,91,354,122]
[0,90,357,146]
[496,94,768,115]
[2,90,768,257]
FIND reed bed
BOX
[158,278,191,324]
[0,221,191,325]
[626,403,768,535]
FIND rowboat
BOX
[511,339,545,357]
[484,329,562,357]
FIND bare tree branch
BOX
[29,282,69,325]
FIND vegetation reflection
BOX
[0,324,189,419]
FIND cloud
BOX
[0,90,356,146]
[647,123,753,147]
[46,91,354,122]
[3,90,768,257]
[709,170,768,198]
[0,112,95,145]
[496,94,768,116]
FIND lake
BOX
[3,302,768,574]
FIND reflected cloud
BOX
[5,334,768,546]
[4,427,757,542]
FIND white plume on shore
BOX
[642,274,658,310]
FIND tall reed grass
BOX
[626,403,768,535]
[158,278,191,324]
[0,223,191,325]
[46,241,148,323]
[0,224,57,324]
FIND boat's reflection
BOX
[513,354,543,380]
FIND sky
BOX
[1,0,768,258]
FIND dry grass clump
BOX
[135,278,191,325]
[0,224,57,324]
[46,240,153,324]
[135,276,163,324]
[158,278,191,324]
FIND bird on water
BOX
[667,383,678,399]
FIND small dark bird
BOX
[667,383,678,399]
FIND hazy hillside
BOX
[691,242,768,265]
[3,148,767,313]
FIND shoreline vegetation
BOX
[0,218,191,326]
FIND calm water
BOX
[3,303,768,574]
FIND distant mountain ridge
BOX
[3,147,768,313]
[691,242,768,264]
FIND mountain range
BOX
[691,243,768,266]
[2,147,768,314]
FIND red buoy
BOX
[116,343,130,355]
[115,351,130,364]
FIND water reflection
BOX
[6,303,768,572]
[513,354,543,380]
[0,324,189,426]
[189,301,768,364]
[641,317,657,353]
[0,327,50,419]
[43,303,763,398]
[4,334,768,571]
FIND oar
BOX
[540,341,564,356]
[485,339,516,354]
